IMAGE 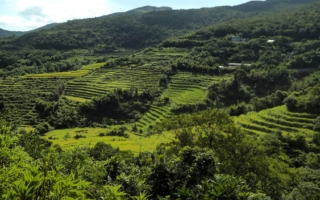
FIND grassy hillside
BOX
[43,127,175,152]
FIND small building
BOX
[231,35,241,42]
[267,40,275,43]
[228,63,252,68]
[219,63,252,69]
[231,35,248,42]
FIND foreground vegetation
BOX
[2,106,320,199]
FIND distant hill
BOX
[0,28,24,38]
[0,23,59,38]
[2,0,320,51]
[0,6,171,38]
[106,6,173,17]
[231,0,319,12]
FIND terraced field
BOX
[235,105,316,138]
[136,72,232,130]
[64,65,163,101]
[0,78,66,124]
[162,72,231,105]
[136,105,173,130]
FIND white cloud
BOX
[1,0,111,31]
[0,15,47,30]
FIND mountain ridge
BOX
[105,5,173,17]
[0,6,173,38]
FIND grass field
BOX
[64,96,88,103]
[22,63,105,78]
[43,127,175,153]
[234,105,316,139]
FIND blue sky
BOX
[0,0,251,31]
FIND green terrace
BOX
[235,105,316,139]
[0,78,67,125]
[64,65,163,101]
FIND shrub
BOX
[283,96,298,110]
[98,132,106,137]
[35,122,53,135]
[74,134,86,139]
[105,128,130,138]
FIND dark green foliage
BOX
[177,175,255,199]
[314,117,320,132]
[17,129,52,159]
[34,122,53,135]
[284,86,320,114]
[284,96,299,110]
[250,90,288,112]
[106,129,129,138]
[147,158,173,197]
[34,97,81,129]
[0,50,87,77]
[89,142,119,161]
[0,102,4,111]
[73,134,86,139]
[80,88,160,124]
[99,128,130,138]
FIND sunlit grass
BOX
[64,95,89,103]
[22,63,105,78]
[43,127,175,154]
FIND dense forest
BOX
[2,0,320,199]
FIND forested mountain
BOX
[232,0,319,12]
[29,23,60,32]
[1,0,318,52]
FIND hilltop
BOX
[0,28,24,37]
[106,6,173,17]
[0,23,60,38]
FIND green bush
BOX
[35,122,53,135]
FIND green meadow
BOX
[44,127,175,153]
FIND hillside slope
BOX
[0,28,24,38]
